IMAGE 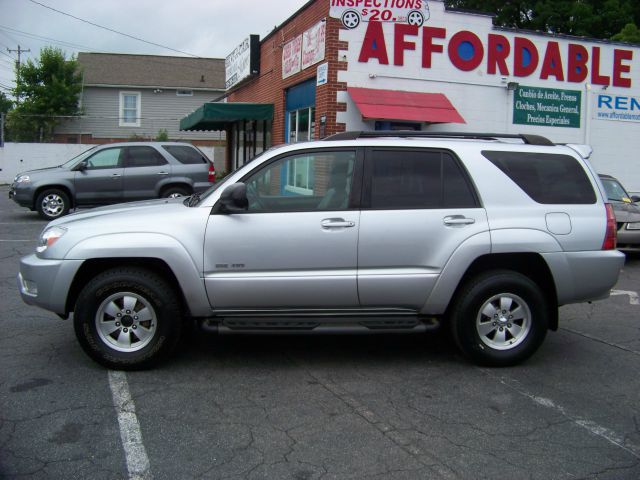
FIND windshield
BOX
[61,146,98,168]
[601,178,631,202]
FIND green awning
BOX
[180,102,274,131]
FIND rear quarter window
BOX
[162,145,208,165]
[481,150,596,204]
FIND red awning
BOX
[348,87,465,124]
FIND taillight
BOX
[208,163,216,183]
[602,203,617,250]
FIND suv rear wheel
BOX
[36,188,70,220]
[450,270,548,366]
[162,186,190,198]
[73,268,183,370]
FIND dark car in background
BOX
[9,142,216,220]
[599,174,640,251]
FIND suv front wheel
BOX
[36,188,71,220]
[73,267,183,370]
[450,270,548,367]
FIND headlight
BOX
[37,226,67,253]
[15,175,31,184]
[626,222,640,231]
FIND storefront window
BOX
[288,107,315,143]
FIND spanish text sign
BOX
[513,86,581,128]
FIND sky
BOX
[0,0,311,97]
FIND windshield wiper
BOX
[187,193,201,207]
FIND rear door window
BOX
[482,151,596,204]
[365,149,478,209]
[125,146,167,168]
[162,145,208,164]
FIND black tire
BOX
[35,188,71,220]
[449,270,548,367]
[74,268,183,370]
[161,186,190,199]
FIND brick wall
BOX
[228,0,347,144]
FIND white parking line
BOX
[486,372,640,460]
[611,290,640,305]
[108,371,153,480]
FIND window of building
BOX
[482,151,596,204]
[288,107,316,143]
[176,90,194,96]
[367,149,478,210]
[119,92,141,127]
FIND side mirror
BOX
[631,195,640,203]
[216,183,248,213]
[75,161,87,172]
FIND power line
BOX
[0,25,104,53]
[0,25,223,75]
[28,0,200,58]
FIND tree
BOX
[612,23,640,43]
[0,92,12,114]
[445,0,639,43]
[7,47,82,142]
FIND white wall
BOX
[336,0,640,193]
[0,143,221,184]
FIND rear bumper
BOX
[542,250,626,305]
[617,225,640,251]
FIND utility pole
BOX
[7,45,30,104]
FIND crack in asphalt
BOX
[560,326,640,356]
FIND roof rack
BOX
[323,131,554,146]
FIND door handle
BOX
[157,172,169,176]
[443,215,475,226]
[321,218,356,229]
[111,174,121,178]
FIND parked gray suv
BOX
[9,142,215,220]
[17,132,625,369]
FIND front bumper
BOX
[18,254,84,315]
[617,224,640,251]
[9,183,34,208]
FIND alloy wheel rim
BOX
[475,293,531,350]
[42,194,64,217]
[95,292,157,352]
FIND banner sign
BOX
[282,35,303,79]
[595,94,640,123]
[225,35,260,90]
[513,85,581,128]
[301,21,326,70]
[329,0,430,28]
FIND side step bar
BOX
[199,317,440,335]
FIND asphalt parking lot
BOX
[1,185,639,480]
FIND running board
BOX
[199,317,440,335]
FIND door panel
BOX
[358,208,488,308]
[358,148,488,309]
[204,211,360,309]
[74,147,124,205]
[204,149,360,311]
[123,146,170,200]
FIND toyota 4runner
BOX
[17,132,625,369]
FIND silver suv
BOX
[17,132,625,369]
[9,142,215,220]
